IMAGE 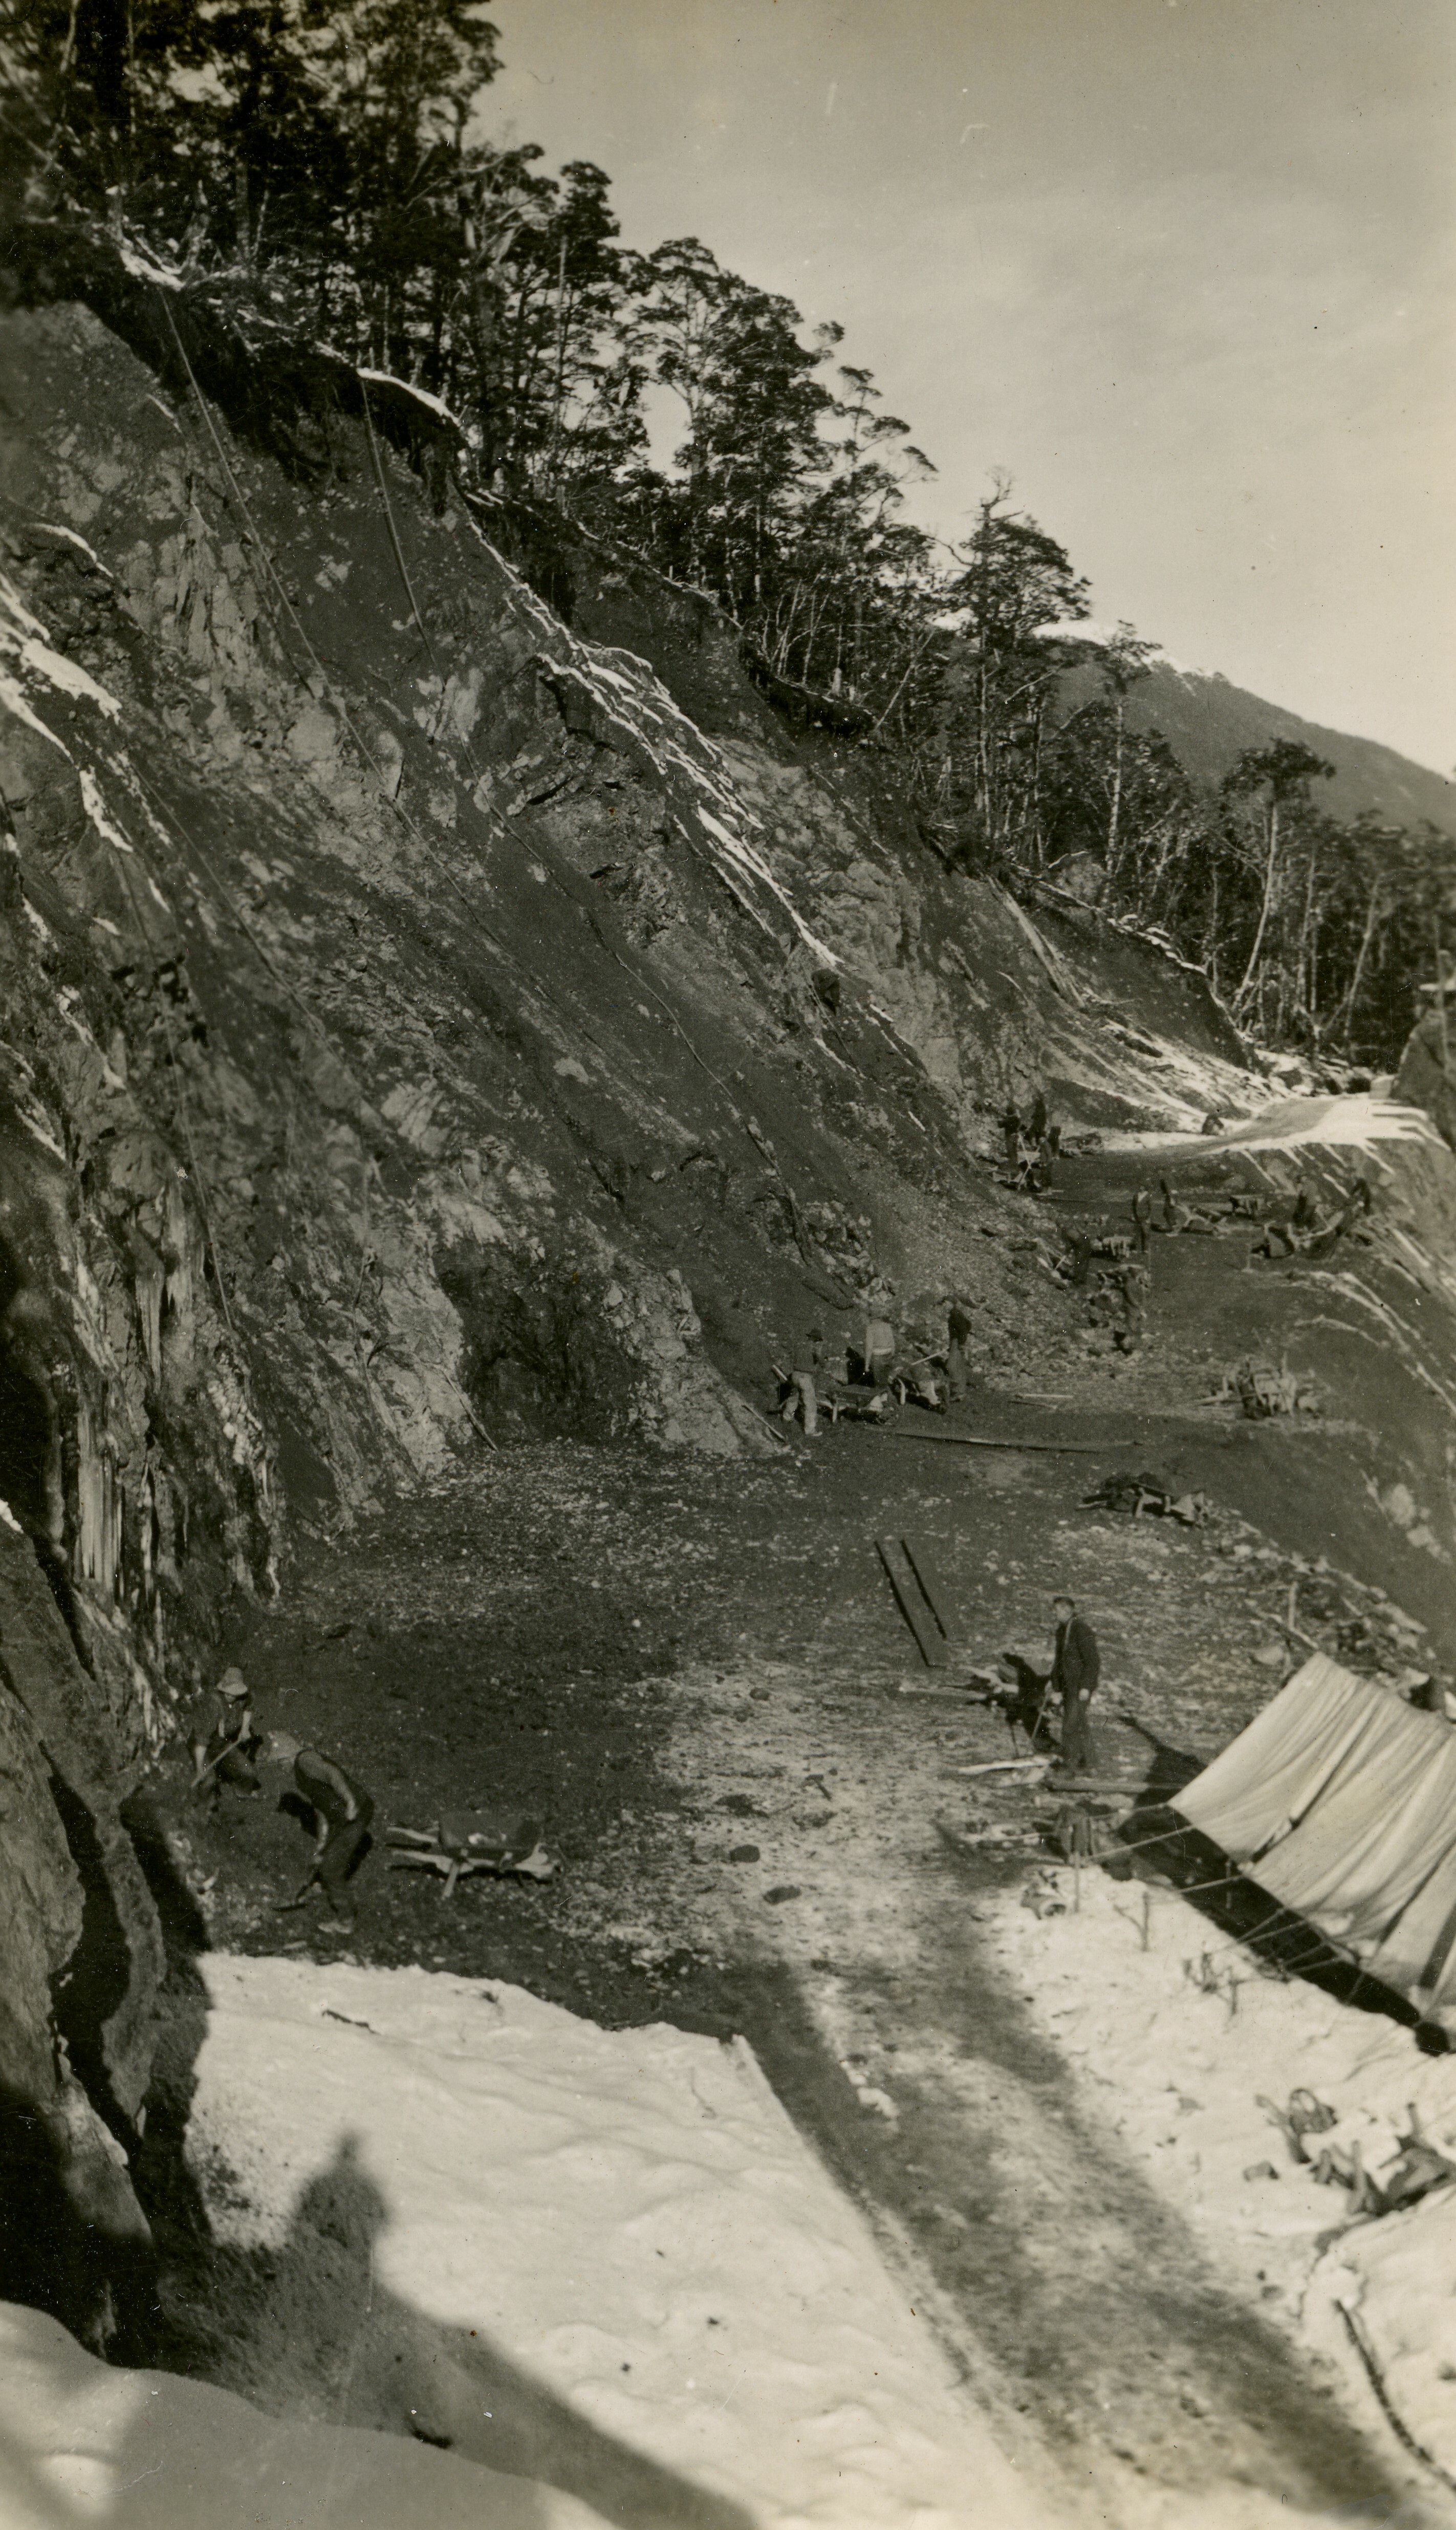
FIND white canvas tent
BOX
[1176,1653,1456,2032]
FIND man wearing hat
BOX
[260,1732,376,1930]
[1051,1594,1100,1775]
[190,1667,260,1805]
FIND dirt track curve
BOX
[136,1337,1450,2522]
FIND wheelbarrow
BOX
[386,1810,554,1899]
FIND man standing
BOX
[783,1328,823,1435]
[863,1294,897,1387]
[262,1732,376,1929]
[1051,1594,1099,1775]
[945,1295,973,1401]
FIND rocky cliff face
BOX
[3,277,1450,2341]
[0,1518,161,2347]
[0,290,1260,1627]
[1398,1008,1456,1157]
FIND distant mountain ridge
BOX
[1060,647,1455,840]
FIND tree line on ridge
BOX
[4,0,1451,1067]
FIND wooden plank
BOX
[1056,1776,1155,1794]
[885,1430,1103,1456]
[901,1533,955,1642]
[876,1536,948,1668]
[949,1757,1050,1778]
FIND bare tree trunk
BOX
[1106,695,1125,877]
[1294,844,1319,1037]
[1205,861,1222,996]
[1027,696,1047,870]
[1332,880,1384,1043]
[545,243,570,489]
[975,659,992,838]
[1235,797,1280,1006]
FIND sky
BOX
[478,0,1455,775]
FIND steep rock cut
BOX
[0,293,1264,1601]
[2,268,1455,2447]
[0,1519,161,2347]
[0,285,1328,2312]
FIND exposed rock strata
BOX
[7,279,1448,2354]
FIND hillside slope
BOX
[0,292,1261,1683]
[4,278,1456,2401]
[1062,653,1456,837]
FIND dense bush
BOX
[3,0,1450,1062]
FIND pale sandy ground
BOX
[179,1952,1038,2530]
[990,1865,1456,2522]
[0,1938,1407,2530]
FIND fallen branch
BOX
[950,1758,1052,1779]
[1272,1612,1322,1653]
[885,1430,1103,1457]
[1337,2300,1456,2498]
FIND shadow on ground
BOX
[124,1794,748,2530]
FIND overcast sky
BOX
[482,0,1454,775]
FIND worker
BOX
[1051,1594,1099,1775]
[261,1731,376,1928]
[1131,1188,1153,1259]
[190,1666,259,1805]
[1330,1177,1373,1240]
[1063,1230,1094,1288]
[1030,1088,1049,1143]
[1112,1259,1149,1350]
[1001,1104,1021,1170]
[863,1293,896,1387]
[783,1328,823,1435]
[993,1651,1055,1745]
[945,1295,973,1400]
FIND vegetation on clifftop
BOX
[3,0,1451,1065]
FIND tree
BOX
[623,239,837,603]
[2,0,503,363]
[1042,705,1196,904]
[1220,741,1335,1022]
[928,483,1091,866]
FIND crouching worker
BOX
[190,1667,260,1807]
[260,1732,375,1929]
[993,1652,1055,1746]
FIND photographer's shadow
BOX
[158,2133,752,2530]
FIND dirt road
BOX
[150,1403,1442,2524]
